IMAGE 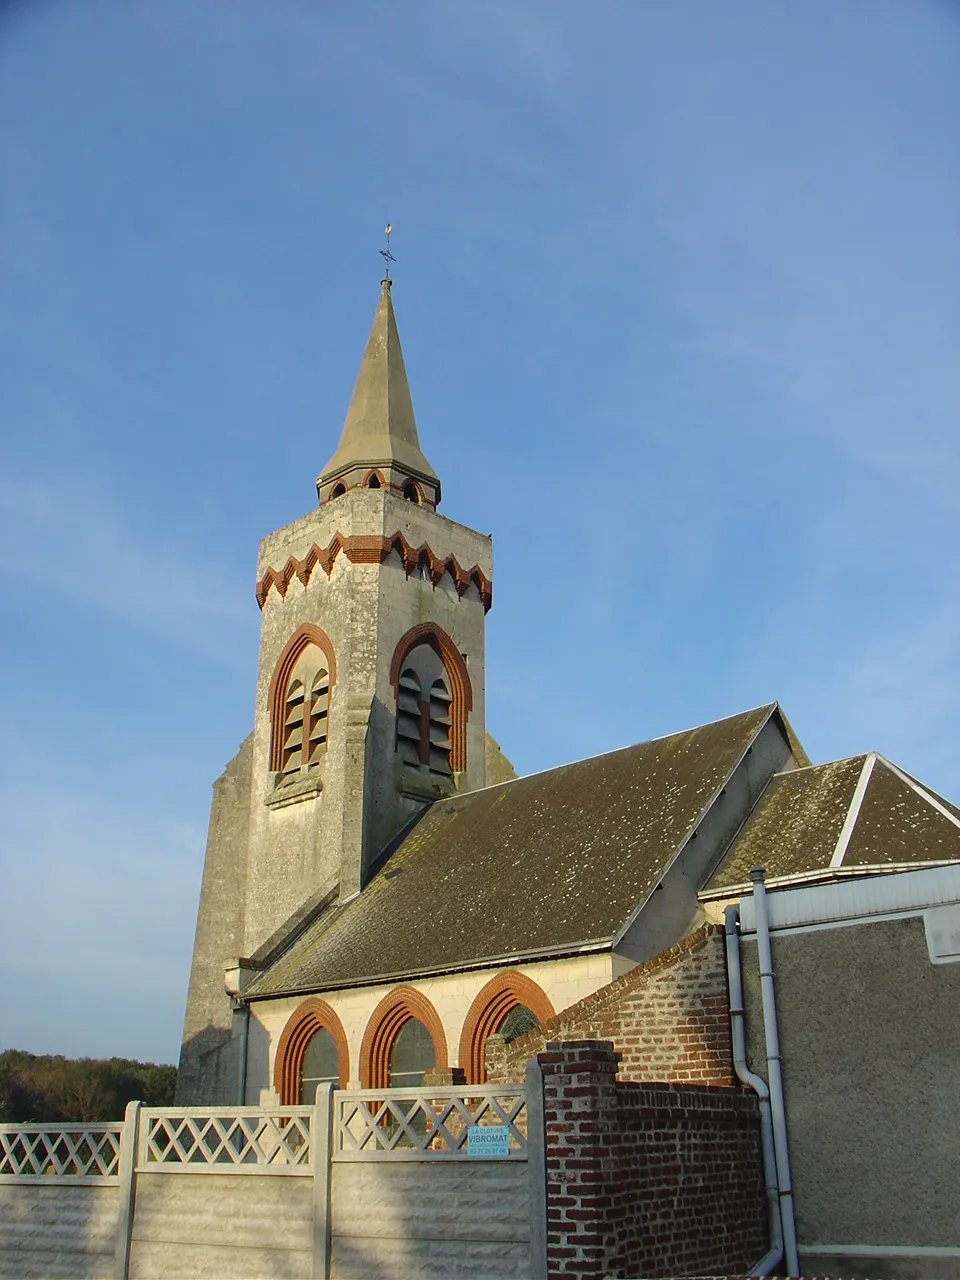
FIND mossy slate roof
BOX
[246,703,776,999]
[707,753,960,892]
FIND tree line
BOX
[0,1050,177,1123]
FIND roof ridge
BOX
[770,752,868,778]
[454,703,780,802]
[828,752,877,869]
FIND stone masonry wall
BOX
[540,1041,766,1280]
[490,925,733,1087]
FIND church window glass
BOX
[498,1004,540,1043]
[299,1027,339,1103]
[388,1017,435,1088]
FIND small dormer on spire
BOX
[317,278,441,508]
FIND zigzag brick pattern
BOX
[256,531,493,612]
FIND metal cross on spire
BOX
[379,223,396,281]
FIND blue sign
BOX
[466,1125,510,1158]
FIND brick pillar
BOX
[540,1040,620,1279]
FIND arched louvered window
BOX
[395,643,453,777]
[279,649,329,781]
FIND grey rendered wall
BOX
[0,1183,118,1279]
[741,914,960,1274]
[330,1161,530,1279]
[127,1172,313,1279]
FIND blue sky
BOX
[1,0,958,1065]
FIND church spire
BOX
[316,278,441,507]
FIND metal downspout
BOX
[751,866,800,1277]
[236,999,250,1106]
[724,905,783,1277]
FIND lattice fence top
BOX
[334,1085,528,1161]
[139,1109,314,1175]
[0,1125,122,1181]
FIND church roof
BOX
[316,278,439,489]
[245,703,777,999]
[703,752,960,895]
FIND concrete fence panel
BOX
[0,1183,119,1279]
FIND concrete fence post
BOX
[113,1099,141,1280]
[312,1085,335,1280]
[526,1056,547,1280]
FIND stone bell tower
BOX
[177,276,496,1101]
[243,277,492,949]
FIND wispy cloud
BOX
[0,464,251,663]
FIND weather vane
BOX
[379,223,396,281]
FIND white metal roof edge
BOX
[739,862,960,934]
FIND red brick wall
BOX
[490,925,734,1087]
[541,1041,766,1280]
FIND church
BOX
[176,278,960,1108]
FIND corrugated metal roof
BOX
[246,703,776,999]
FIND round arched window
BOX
[300,1027,339,1103]
[388,1017,435,1088]
[331,482,346,498]
[498,1004,540,1043]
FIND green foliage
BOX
[0,1050,177,1123]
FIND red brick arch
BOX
[273,998,350,1100]
[268,624,337,771]
[389,623,472,772]
[359,986,448,1089]
[459,972,555,1085]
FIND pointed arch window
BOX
[459,972,555,1084]
[269,625,337,781]
[396,645,453,777]
[274,998,349,1101]
[359,987,447,1089]
[279,660,329,780]
[390,624,472,776]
